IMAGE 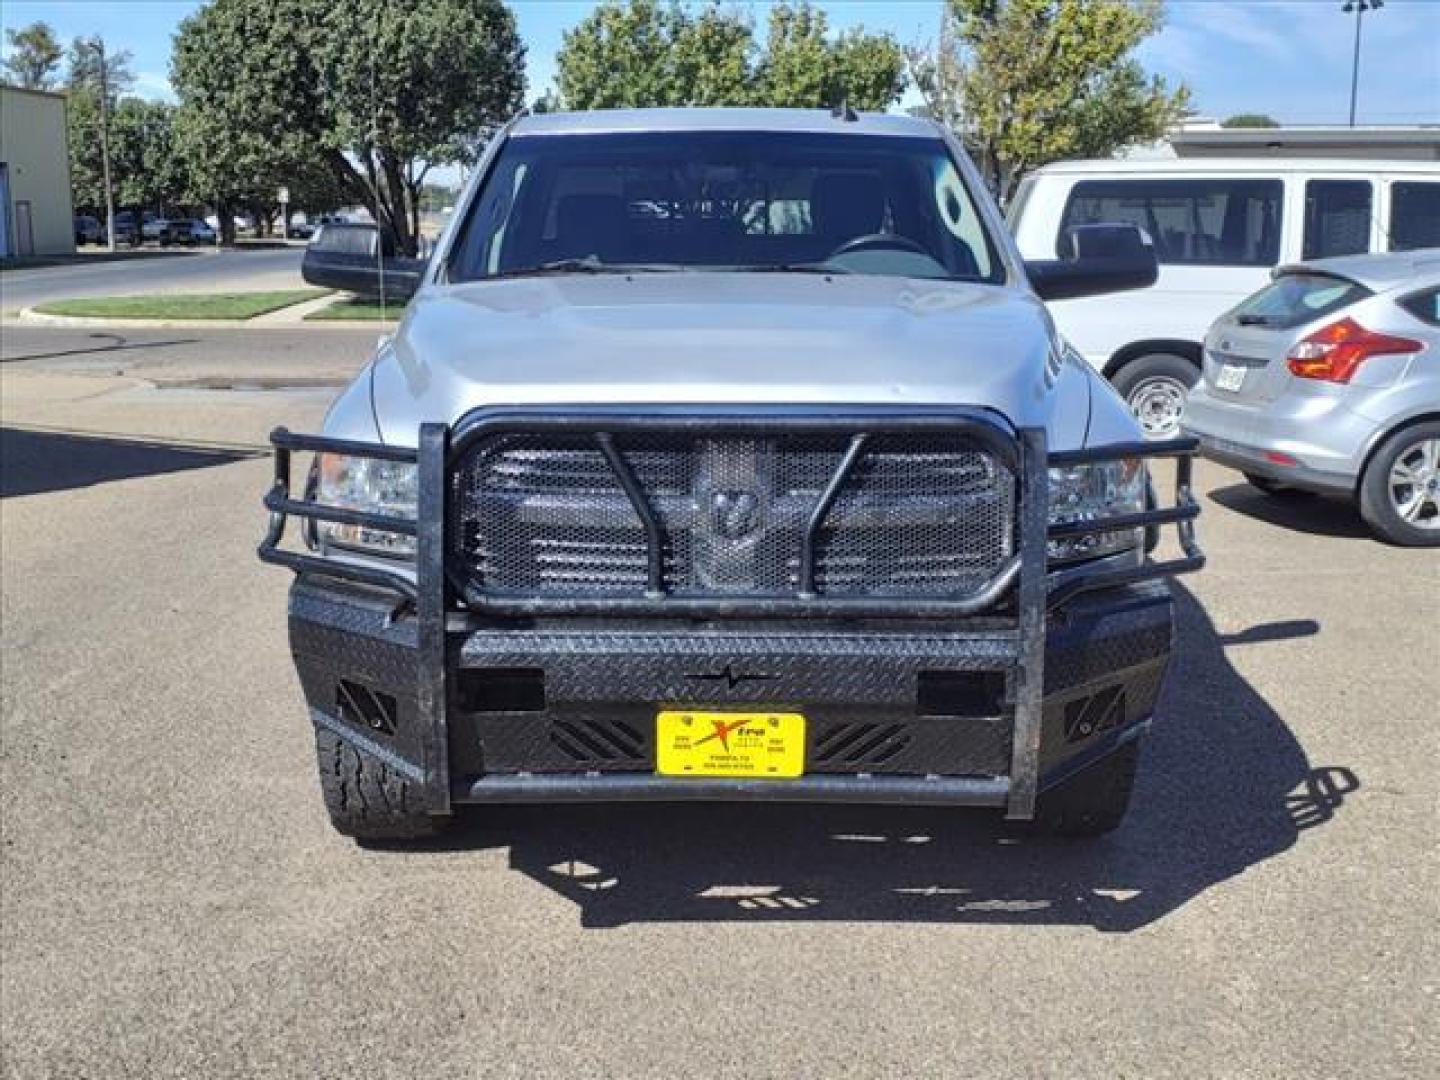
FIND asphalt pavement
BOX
[0,332,1436,1078]
[0,247,306,314]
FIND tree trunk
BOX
[217,197,236,246]
[380,153,418,257]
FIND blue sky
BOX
[4,0,1438,125]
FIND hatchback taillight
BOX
[1287,318,1423,383]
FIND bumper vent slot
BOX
[1063,686,1126,742]
[550,717,647,765]
[336,679,397,735]
[813,721,912,767]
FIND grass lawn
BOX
[33,289,328,320]
[304,297,405,321]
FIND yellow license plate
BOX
[655,710,806,779]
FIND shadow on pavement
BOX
[412,583,1355,931]
[0,426,264,498]
[1208,482,1371,539]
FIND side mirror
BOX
[301,222,427,302]
[1023,223,1158,302]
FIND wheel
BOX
[1112,354,1198,441]
[1244,472,1307,497]
[1032,741,1140,838]
[314,726,447,840]
[1359,421,1440,547]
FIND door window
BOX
[1389,182,1440,252]
[1399,287,1439,327]
[1303,179,1373,259]
[1059,178,1282,266]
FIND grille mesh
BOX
[452,431,1015,600]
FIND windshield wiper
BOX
[491,258,678,279]
[1235,313,1271,326]
[727,263,850,275]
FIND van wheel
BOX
[1112,354,1198,441]
[1032,741,1140,838]
[1359,421,1440,547]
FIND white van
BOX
[1008,158,1440,437]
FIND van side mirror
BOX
[1024,223,1158,302]
[301,222,427,302]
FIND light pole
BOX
[1343,0,1384,128]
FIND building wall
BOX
[0,87,76,256]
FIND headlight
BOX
[312,453,417,557]
[1048,458,1146,563]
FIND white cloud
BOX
[132,71,175,103]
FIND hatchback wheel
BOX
[1359,422,1440,547]
[1112,354,1198,441]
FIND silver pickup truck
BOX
[261,108,1203,841]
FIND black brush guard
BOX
[259,406,1203,820]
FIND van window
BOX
[1059,179,1281,267]
[1303,180,1373,259]
[1390,182,1440,252]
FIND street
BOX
[1,327,1436,1079]
[0,248,305,315]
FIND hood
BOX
[367,273,1091,449]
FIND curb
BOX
[10,306,396,330]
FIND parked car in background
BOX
[160,218,216,246]
[112,212,141,247]
[142,217,167,242]
[1185,249,1440,546]
[74,215,105,246]
[1010,158,1440,438]
[286,220,315,240]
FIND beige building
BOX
[0,85,76,257]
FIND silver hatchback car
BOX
[1184,250,1440,546]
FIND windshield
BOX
[449,130,1004,284]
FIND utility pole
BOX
[83,36,118,253]
[1343,0,1384,128]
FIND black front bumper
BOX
[289,576,1174,813]
[264,406,1201,820]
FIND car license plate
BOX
[655,710,805,778]
[1215,364,1247,392]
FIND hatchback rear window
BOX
[1227,272,1371,330]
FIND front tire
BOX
[1359,421,1440,547]
[1112,354,1198,441]
[314,727,447,841]
[1033,741,1140,838]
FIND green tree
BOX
[171,0,524,254]
[756,2,905,111]
[554,0,904,111]
[66,34,133,100]
[3,21,63,89]
[908,0,1188,199]
[315,0,525,253]
[1222,113,1279,129]
[69,95,190,215]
